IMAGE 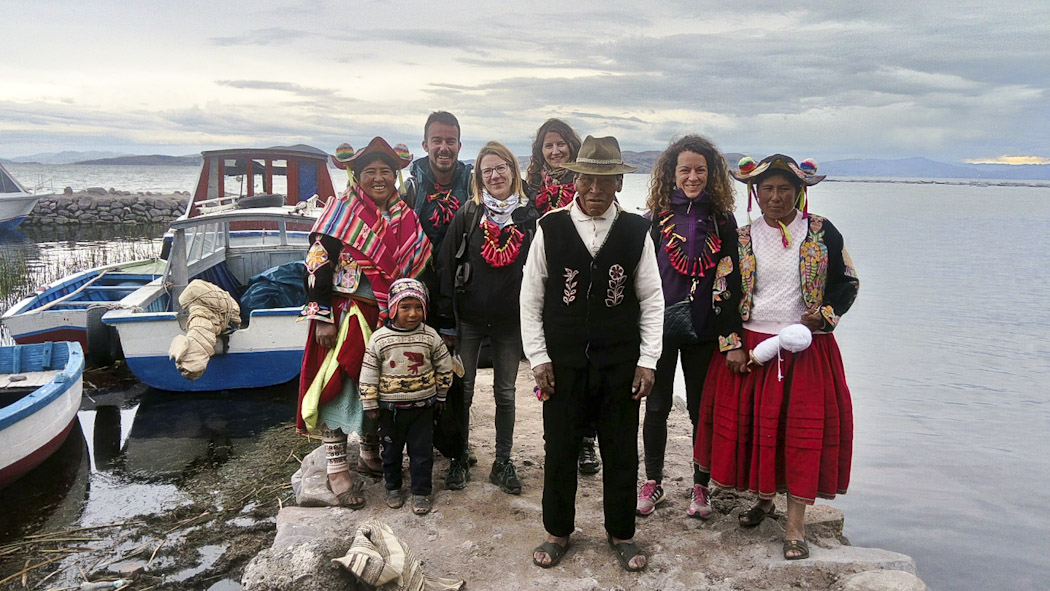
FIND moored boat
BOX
[180,146,337,232]
[0,162,49,232]
[102,205,318,391]
[0,341,85,489]
[1,259,166,365]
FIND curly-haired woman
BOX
[636,135,738,519]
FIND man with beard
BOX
[404,111,474,248]
[404,111,475,491]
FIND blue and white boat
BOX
[2,259,166,366]
[0,162,47,231]
[102,205,318,391]
[0,342,85,489]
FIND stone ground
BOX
[0,363,926,590]
[244,362,927,591]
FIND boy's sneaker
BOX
[578,437,600,474]
[636,480,665,516]
[386,489,404,509]
[446,458,469,490]
[687,484,713,519]
[489,459,522,495]
[412,494,431,515]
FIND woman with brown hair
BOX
[436,141,540,494]
[525,118,582,215]
[636,135,738,519]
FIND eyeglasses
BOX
[480,163,510,178]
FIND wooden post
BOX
[170,228,188,311]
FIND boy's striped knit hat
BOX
[388,278,429,320]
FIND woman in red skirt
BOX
[694,154,859,560]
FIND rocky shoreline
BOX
[242,366,930,591]
[21,188,189,228]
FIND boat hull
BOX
[1,260,164,364]
[105,308,308,391]
[0,193,41,231]
[0,342,85,489]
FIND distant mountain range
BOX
[4,150,1049,181]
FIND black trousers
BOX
[642,340,715,484]
[379,405,435,495]
[542,360,639,540]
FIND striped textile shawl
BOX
[313,185,433,316]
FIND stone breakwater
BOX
[22,187,190,227]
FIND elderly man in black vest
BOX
[520,135,663,572]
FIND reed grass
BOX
[1,238,161,343]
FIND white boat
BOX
[0,162,48,232]
[0,341,85,489]
[102,206,318,392]
[1,258,167,366]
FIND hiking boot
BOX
[687,484,713,519]
[578,437,600,474]
[489,459,522,495]
[445,458,469,490]
[636,480,665,516]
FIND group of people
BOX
[294,111,860,570]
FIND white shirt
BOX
[745,211,808,334]
[520,199,664,369]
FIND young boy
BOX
[359,278,453,515]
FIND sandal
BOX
[356,456,383,476]
[738,503,777,528]
[412,494,431,515]
[532,540,570,568]
[783,539,810,560]
[386,489,403,509]
[334,480,366,509]
[607,535,647,572]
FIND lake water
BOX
[2,165,1049,590]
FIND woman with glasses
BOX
[436,141,539,494]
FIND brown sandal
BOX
[783,539,809,560]
[330,479,366,509]
[738,503,777,528]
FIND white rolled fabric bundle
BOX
[748,323,814,381]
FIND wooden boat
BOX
[1,259,167,366]
[0,342,85,489]
[102,205,318,391]
[180,146,337,232]
[0,162,48,232]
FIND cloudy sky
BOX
[2,1,1047,163]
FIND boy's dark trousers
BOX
[378,404,435,496]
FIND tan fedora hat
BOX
[561,135,637,175]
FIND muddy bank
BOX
[22,189,190,228]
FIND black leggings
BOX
[642,340,716,485]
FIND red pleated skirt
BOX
[694,329,853,504]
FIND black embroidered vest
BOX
[540,209,650,368]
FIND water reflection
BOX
[0,381,296,541]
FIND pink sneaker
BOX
[636,480,665,516]
[687,484,713,519]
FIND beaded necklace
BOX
[426,184,460,227]
[657,209,721,277]
[535,175,575,214]
[480,218,524,268]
